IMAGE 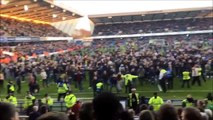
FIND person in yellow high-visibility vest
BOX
[41,93,54,111]
[23,91,36,112]
[7,81,15,94]
[96,82,103,95]
[122,74,138,93]
[198,66,206,82]
[182,70,191,88]
[148,92,164,111]
[64,90,77,110]
[182,94,194,108]
[5,93,17,107]
[57,81,68,102]
[128,88,139,112]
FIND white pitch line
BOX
[137,90,213,92]
[1,89,211,97]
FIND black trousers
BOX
[138,77,144,85]
[182,80,190,88]
[192,76,201,86]
[57,93,66,101]
[167,77,173,89]
[42,79,48,87]
[131,103,139,113]
[16,81,21,93]
[0,80,4,93]
[159,80,167,93]
[125,82,132,93]
[201,72,206,82]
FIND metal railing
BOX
[17,101,67,114]
[16,98,183,114]
[16,98,183,120]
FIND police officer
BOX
[64,90,77,110]
[7,81,15,94]
[148,92,164,111]
[122,74,138,93]
[5,93,17,107]
[128,88,139,113]
[41,93,54,110]
[182,69,190,88]
[96,81,103,95]
[57,80,68,101]
[182,94,195,108]
[198,64,206,82]
[23,91,36,115]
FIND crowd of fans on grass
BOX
[0,34,212,96]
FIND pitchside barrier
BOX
[16,97,183,115]
[17,98,183,120]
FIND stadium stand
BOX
[0,17,69,37]
[94,18,213,35]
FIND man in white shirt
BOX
[40,69,48,87]
[192,64,201,86]
[159,67,167,93]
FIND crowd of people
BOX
[1,33,213,92]
[0,33,212,95]
[0,17,69,37]
[0,41,81,56]
[0,15,213,120]
[94,18,212,35]
[0,91,213,120]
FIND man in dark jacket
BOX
[29,106,41,120]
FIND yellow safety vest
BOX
[96,82,103,89]
[64,94,77,108]
[161,69,167,74]
[182,99,193,107]
[198,68,202,76]
[9,85,15,92]
[160,69,166,73]
[122,74,138,86]
[183,71,190,80]
[6,96,17,106]
[148,96,164,111]
[41,97,54,106]
[57,83,68,94]
[23,95,36,109]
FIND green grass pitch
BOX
[0,75,212,101]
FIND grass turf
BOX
[0,75,212,100]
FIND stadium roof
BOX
[91,7,213,25]
[0,0,82,23]
[54,0,213,24]
[54,0,213,16]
